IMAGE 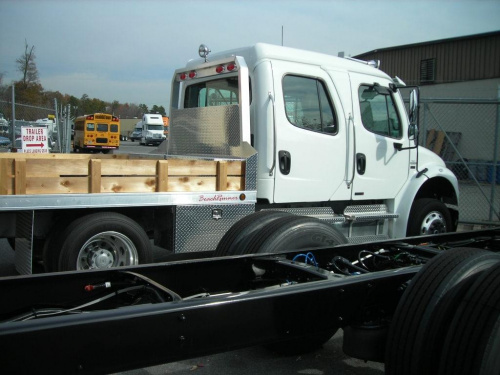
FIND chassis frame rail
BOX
[0,228,499,374]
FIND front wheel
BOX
[54,212,153,271]
[407,198,452,236]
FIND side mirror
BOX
[408,123,418,141]
[409,89,419,125]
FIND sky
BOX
[1,0,499,110]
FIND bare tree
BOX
[16,39,39,89]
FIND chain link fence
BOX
[418,98,500,225]
[0,99,72,153]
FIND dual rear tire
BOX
[385,247,500,375]
[215,210,348,256]
[215,210,348,354]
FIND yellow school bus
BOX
[73,113,120,153]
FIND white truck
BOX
[130,121,143,141]
[0,43,458,274]
[140,113,167,146]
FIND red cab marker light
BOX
[216,65,225,73]
[188,71,197,79]
[179,73,187,80]
[227,63,236,71]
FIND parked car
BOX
[0,136,11,147]
[130,129,141,142]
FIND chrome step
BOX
[347,234,390,244]
[344,204,399,222]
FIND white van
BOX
[140,114,166,146]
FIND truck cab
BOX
[170,43,459,241]
[140,114,167,146]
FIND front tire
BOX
[54,212,153,271]
[407,198,452,236]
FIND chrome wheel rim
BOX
[77,231,139,270]
[420,210,447,235]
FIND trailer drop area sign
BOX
[21,126,49,153]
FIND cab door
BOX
[348,72,410,200]
[271,61,350,203]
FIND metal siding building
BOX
[354,31,500,87]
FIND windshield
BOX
[184,77,239,108]
[147,125,163,131]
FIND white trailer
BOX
[0,43,458,274]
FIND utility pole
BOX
[11,85,15,145]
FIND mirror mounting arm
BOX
[394,143,417,151]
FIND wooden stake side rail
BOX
[0,154,246,195]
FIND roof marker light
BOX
[188,71,197,79]
[179,73,187,80]
[216,65,225,74]
[227,63,236,72]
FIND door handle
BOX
[279,150,291,175]
[356,153,366,175]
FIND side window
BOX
[282,75,337,134]
[358,85,402,138]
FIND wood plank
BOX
[101,177,157,193]
[156,160,168,192]
[14,159,26,195]
[239,161,246,189]
[0,158,12,195]
[26,159,90,177]
[21,175,244,194]
[101,159,158,176]
[25,177,90,194]
[167,159,217,176]
[227,160,244,176]
[89,159,101,193]
[216,161,227,191]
